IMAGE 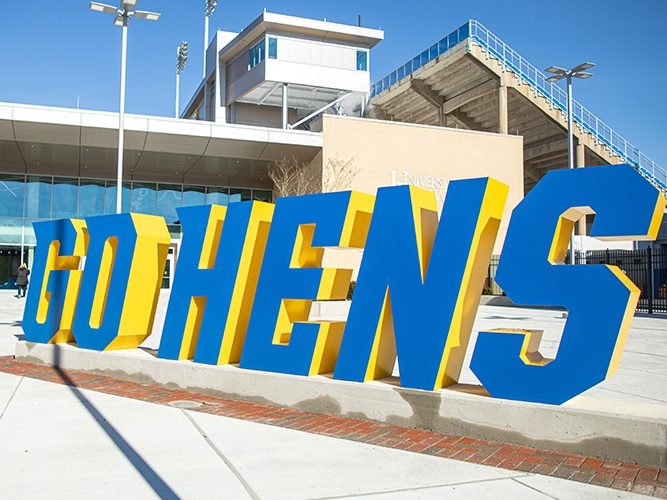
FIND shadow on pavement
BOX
[51,344,178,499]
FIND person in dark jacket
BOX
[16,263,29,299]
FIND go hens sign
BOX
[22,165,665,405]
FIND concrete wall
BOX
[234,102,297,129]
[321,115,525,255]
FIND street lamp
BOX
[89,1,161,214]
[175,41,189,118]
[545,62,595,265]
[204,0,218,79]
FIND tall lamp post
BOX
[89,1,161,214]
[204,0,218,79]
[545,62,595,265]
[175,41,189,118]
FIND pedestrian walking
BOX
[16,263,30,299]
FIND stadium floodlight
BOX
[175,41,189,118]
[206,0,218,16]
[89,0,161,214]
[203,0,219,78]
[544,62,596,265]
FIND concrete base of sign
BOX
[15,341,667,468]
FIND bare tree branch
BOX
[268,155,357,198]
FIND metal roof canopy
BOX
[0,102,321,188]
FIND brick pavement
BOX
[0,355,665,498]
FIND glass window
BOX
[252,190,273,203]
[105,182,131,215]
[0,174,25,217]
[157,184,182,224]
[78,179,106,217]
[412,55,421,71]
[25,176,52,219]
[448,32,459,48]
[420,50,429,66]
[249,39,265,69]
[268,37,278,59]
[229,188,251,203]
[182,185,206,207]
[131,182,156,215]
[356,50,368,71]
[206,187,229,206]
[52,177,78,219]
[429,44,438,60]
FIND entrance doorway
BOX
[0,247,21,289]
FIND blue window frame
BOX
[268,37,278,59]
[356,50,368,71]
[249,39,265,69]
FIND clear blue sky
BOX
[2,0,665,166]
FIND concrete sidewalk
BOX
[1,290,665,498]
[0,371,650,499]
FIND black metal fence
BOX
[485,248,667,314]
[575,248,667,314]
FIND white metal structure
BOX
[204,0,218,79]
[176,41,189,118]
[182,12,383,131]
[89,0,161,213]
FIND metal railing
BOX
[371,20,667,193]
[484,249,667,314]
[576,248,667,314]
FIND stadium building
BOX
[0,11,665,288]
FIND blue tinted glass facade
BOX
[0,173,273,247]
[157,184,182,224]
[78,179,105,217]
[0,175,24,217]
[25,176,51,219]
[52,178,78,219]
[131,183,156,215]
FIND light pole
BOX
[204,0,218,79]
[545,62,595,265]
[89,1,161,214]
[176,41,189,118]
